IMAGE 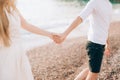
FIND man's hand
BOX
[104,44,111,57]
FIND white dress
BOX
[0,11,34,80]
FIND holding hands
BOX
[48,16,83,44]
[50,33,67,44]
[49,16,82,44]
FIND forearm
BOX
[64,16,82,37]
[22,23,52,38]
[19,12,52,38]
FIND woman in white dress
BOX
[0,0,54,80]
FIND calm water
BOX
[17,0,82,30]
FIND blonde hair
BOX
[0,0,16,47]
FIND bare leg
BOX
[74,68,89,80]
[85,71,98,80]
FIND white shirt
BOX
[79,0,112,45]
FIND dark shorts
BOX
[86,41,105,73]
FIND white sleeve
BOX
[79,0,96,21]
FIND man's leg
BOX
[74,68,89,80]
[85,41,105,80]
[86,71,98,80]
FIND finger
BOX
[104,50,110,57]
[53,35,61,40]
[53,38,61,43]
[54,38,63,44]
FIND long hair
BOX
[0,0,16,47]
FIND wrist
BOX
[44,32,52,39]
[63,32,69,38]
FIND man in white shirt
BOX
[53,0,112,80]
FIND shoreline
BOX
[23,19,120,50]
